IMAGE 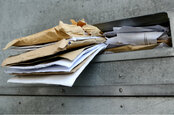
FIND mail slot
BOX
[73,11,174,90]
[93,12,174,62]
[2,11,174,87]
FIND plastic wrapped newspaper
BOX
[104,25,171,53]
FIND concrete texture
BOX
[1,96,174,114]
[1,0,174,114]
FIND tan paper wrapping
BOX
[3,20,91,50]
[11,53,88,76]
[82,24,102,36]
[55,21,87,38]
[71,19,102,36]
[2,37,106,66]
[4,26,61,50]
[105,44,158,53]
[58,47,87,61]
[70,19,86,27]
[11,47,88,66]
[2,39,68,66]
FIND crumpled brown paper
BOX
[55,21,87,38]
[4,19,102,50]
[105,44,158,53]
[10,47,88,66]
[10,53,89,76]
[70,19,86,27]
[105,38,172,53]
[4,26,60,50]
[2,37,106,66]
[71,19,102,36]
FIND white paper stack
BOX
[6,42,107,87]
[2,19,107,87]
[7,43,107,87]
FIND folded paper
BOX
[7,45,100,72]
[4,19,102,50]
[106,32,163,45]
[105,44,158,53]
[7,45,101,76]
[7,43,107,87]
[2,37,106,66]
[71,19,102,36]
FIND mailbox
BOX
[2,11,174,114]
[73,12,174,96]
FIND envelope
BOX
[7,45,100,73]
[7,44,103,76]
[7,43,107,87]
[2,37,106,66]
[8,46,93,76]
[10,53,87,76]
[3,20,89,50]
[9,47,88,66]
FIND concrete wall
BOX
[1,0,174,114]
[1,0,174,87]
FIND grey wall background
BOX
[0,0,174,87]
[1,0,174,114]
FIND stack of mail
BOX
[1,19,107,87]
[104,25,171,53]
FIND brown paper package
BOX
[105,44,158,53]
[2,37,106,66]
[4,20,102,50]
